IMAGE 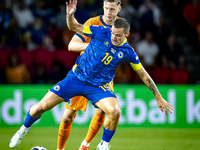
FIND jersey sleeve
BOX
[125,47,142,71]
[75,17,98,42]
[82,25,107,38]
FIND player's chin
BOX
[106,15,113,20]
[112,41,119,46]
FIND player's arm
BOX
[135,66,173,115]
[68,35,89,52]
[68,17,97,52]
[66,0,84,34]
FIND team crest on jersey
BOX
[118,51,123,58]
[104,41,109,47]
[111,48,116,54]
[53,85,60,91]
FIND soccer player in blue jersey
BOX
[9,0,173,149]
[57,1,122,150]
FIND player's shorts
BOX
[64,76,114,111]
[50,71,116,107]
[65,96,88,111]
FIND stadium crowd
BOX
[0,0,200,84]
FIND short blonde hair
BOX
[103,0,122,6]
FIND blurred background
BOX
[0,0,200,149]
[0,0,200,84]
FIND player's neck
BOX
[102,15,117,26]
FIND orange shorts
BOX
[64,80,114,111]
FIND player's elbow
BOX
[67,22,76,31]
[69,26,77,32]
[68,26,76,32]
[68,42,74,51]
[68,24,79,32]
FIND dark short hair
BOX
[113,18,130,33]
[103,0,122,6]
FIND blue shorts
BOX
[50,71,116,104]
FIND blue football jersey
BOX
[72,25,141,86]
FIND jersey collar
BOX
[100,15,112,28]
[116,38,127,47]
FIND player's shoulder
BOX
[122,43,137,54]
[85,15,102,26]
[90,25,110,35]
[127,45,136,53]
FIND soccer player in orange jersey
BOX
[57,1,121,150]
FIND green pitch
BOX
[1,127,200,150]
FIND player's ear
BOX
[125,32,130,38]
[118,6,121,12]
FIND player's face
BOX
[103,2,121,22]
[111,27,129,46]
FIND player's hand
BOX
[156,96,173,115]
[66,0,77,15]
